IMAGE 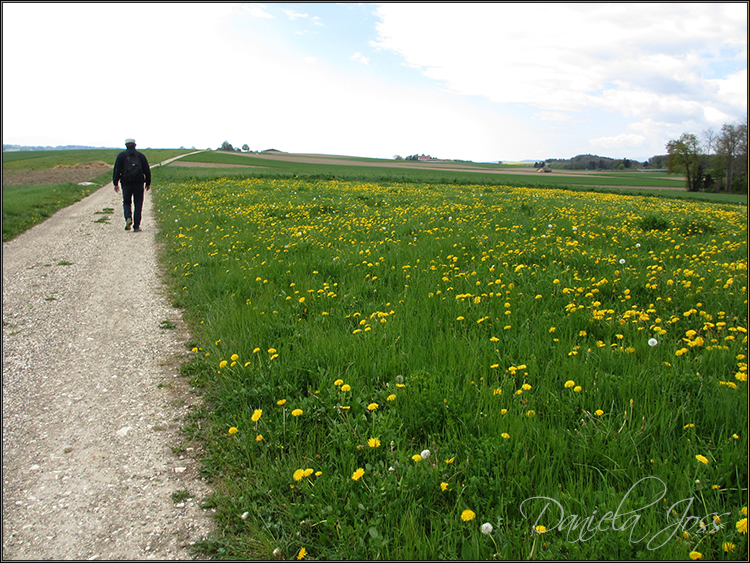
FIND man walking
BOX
[113,138,151,232]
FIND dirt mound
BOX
[3,167,111,186]
[53,161,112,170]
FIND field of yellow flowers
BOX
[155,175,747,560]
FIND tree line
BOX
[666,119,748,192]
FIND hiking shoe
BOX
[133,226,142,232]
[125,218,133,231]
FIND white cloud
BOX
[589,133,646,150]
[532,111,580,123]
[283,9,309,20]
[373,3,748,127]
[711,69,748,111]
[242,3,274,19]
[350,52,369,65]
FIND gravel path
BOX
[2,170,215,560]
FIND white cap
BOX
[125,138,136,145]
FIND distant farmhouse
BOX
[405,154,441,162]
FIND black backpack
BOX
[121,152,143,184]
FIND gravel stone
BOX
[2,171,215,560]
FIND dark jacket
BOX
[113,148,151,187]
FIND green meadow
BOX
[151,165,747,560]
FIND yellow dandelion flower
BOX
[412,454,422,462]
[277,399,287,406]
[251,409,262,422]
[461,509,476,522]
[445,457,455,464]
[315,471,322,477]
[522,383,532,390]
[255,434,263,442]
[457,316,465,321]
[723,542,736,552]
[742,506,747,516]
[501,408,508,415]
[303,468,313,477]
[595,409,604,416]
[737,517,747,534]
[352,468,365,481]
[564,380,575,388]
[684,423,695,429]
[291,409,303,417]
[387,394,396,401]
[695,454,709,465]
[268,348,277,354]
[219,360,228,369]
[230,354,239,361]
[293,469,305,481]
[493,388,502,395]
[252,347,260,353]
[535,525,547,533]
[334,379,344,386]
[689,551,702,560]
[526,410,536,417]
[368,438,381,448]
[490,336,499,342]
[341,384,351,392]
[441,482,449,491]
[367,402,379,411]
[297,546,307,560]
[501,433,510,439]
[228,427,238,435]
[573,385,582,392]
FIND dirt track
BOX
[2,160,214,560]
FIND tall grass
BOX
[153,172,747,560]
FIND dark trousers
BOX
[121,183,144,228]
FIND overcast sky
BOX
[2,2,747,162]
